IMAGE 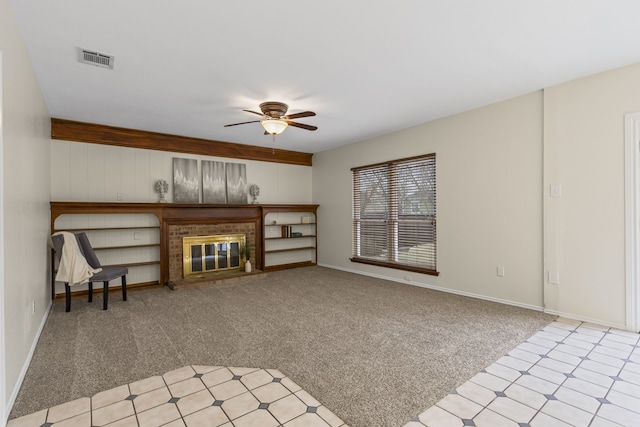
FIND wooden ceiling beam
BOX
[51,118,313,166]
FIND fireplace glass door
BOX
[183,234,244,277]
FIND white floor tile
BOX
[553,386,600,414]
[605,389,640,414]
[562,378,609,398]
[495,355,534,372]
[485,363,521,382]
[572,367,614,388]
[578,359,621,377]
[455,381,497,407]
[528,365,568,384]
[417,405,465,427]
[530,412,573,427]
[436,394,483,419]
[503,383,547,410]
[540,399,594,426]
[596,402,640,426]
[486,396,536,424]
[472,408,519,427]
[469,372,511,392]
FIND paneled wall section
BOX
[51,140,313,204]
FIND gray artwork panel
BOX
[202,160,227,204]
[226,162,247,204]
[173,158,199,203]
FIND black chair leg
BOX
[88,282,93,303]
[121,275,127,301]
[65,283,71,312]
[103,281,109,310]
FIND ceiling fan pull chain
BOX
[272,133,276,154]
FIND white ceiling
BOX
[9,1,640,153]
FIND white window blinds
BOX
[352,154,438,275]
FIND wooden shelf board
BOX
[264,246,316,254]
[94,244,161,250]
[265,223,316,226]
[54,226,160,232]
[265,236,316,240]
[263,261,316,271]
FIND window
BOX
[351,154,438,276]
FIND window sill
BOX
[350,257,440,276]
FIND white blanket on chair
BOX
[54,231,102,285]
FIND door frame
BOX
[0,51,6,425]
[624,112,640,332]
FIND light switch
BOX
[497,266,505,277]
[549,271,560,284]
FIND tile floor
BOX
[405,318,640,427]
[7,319,640,427]
[6,366,347,427]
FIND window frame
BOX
[351,153,439,276]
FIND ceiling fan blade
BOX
[287,121,318,131]
[243,109,266,118]
[283,111,316,120]
[224,120,261,127]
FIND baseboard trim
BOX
[5,300,52,422]
[318,263,544,312]
[543,308,629,331]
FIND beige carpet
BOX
[10,266,555,427]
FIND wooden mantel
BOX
[50,201,319,299]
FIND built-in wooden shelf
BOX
[50,202,319,298]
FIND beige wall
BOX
[51,140,312,204]
[315,61,640,329]
[0,0,51,421]
[313,92,544,310]
[543,63,640,327]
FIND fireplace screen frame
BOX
[182,234,245,278]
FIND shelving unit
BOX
[262,205,318,271]
[51,215,161,298]
[50,202,319,298]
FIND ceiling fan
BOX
[224,101,317,135]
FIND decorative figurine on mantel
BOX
[155,179,169,203]
[249,184,260,204]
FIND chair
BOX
[51,232,128,312]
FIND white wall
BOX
[543,62,640,328]
[0,0,51,422]
[51,140,312,204]
[313,92,544,310]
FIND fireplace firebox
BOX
[182,234,245,278]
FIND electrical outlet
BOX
[549,271,560,284]
[497,266,505,277]
[117,193,124,201]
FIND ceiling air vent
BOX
[78,48,114,69]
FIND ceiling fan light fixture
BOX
[261,119,288,135]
